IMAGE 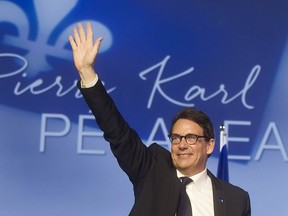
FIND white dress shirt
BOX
[177,169,215,216]
[80,74,98,88]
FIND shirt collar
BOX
[176,168,208,188]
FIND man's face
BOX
[171,119,215,176]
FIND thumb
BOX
[93,37,103,56]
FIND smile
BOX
[177,153,192,158]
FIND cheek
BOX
[171,145,177,154]
[191,146,205,157]
[171,149,177,161]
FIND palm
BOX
[69,23,103,79]
[73,40,95,72]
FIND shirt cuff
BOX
[80,74,98,88]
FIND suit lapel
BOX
[169,166,181,215]
[208,170,227,216]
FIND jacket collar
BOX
[207,170,227,216]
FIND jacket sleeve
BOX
[78,80,154,184]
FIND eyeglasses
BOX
[168,133,208,145]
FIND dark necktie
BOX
[177,177,193,216]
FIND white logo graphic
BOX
[0,0,113,77]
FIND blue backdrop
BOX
[1,0,288,215]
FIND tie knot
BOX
[180,177,192,186]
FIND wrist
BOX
[79,67,97,84]
[81,74,98,88]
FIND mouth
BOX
[177,153,192,158]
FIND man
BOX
[69,22,251,216]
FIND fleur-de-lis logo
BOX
[0,0,113,77]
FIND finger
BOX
[68,35,77,50]
[73,26,81,46]
[92,37,103,55]
[86,22,94,47]
[78,23,86,43]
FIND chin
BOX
[175,160,191,170]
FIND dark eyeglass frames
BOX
[168,133,208,145]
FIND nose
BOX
[178,137,189,148]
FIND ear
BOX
[206,138,215,155]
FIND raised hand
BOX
[69,22,103,84]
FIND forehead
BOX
[172,118,203,134]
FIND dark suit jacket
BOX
[79,80,251,216]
